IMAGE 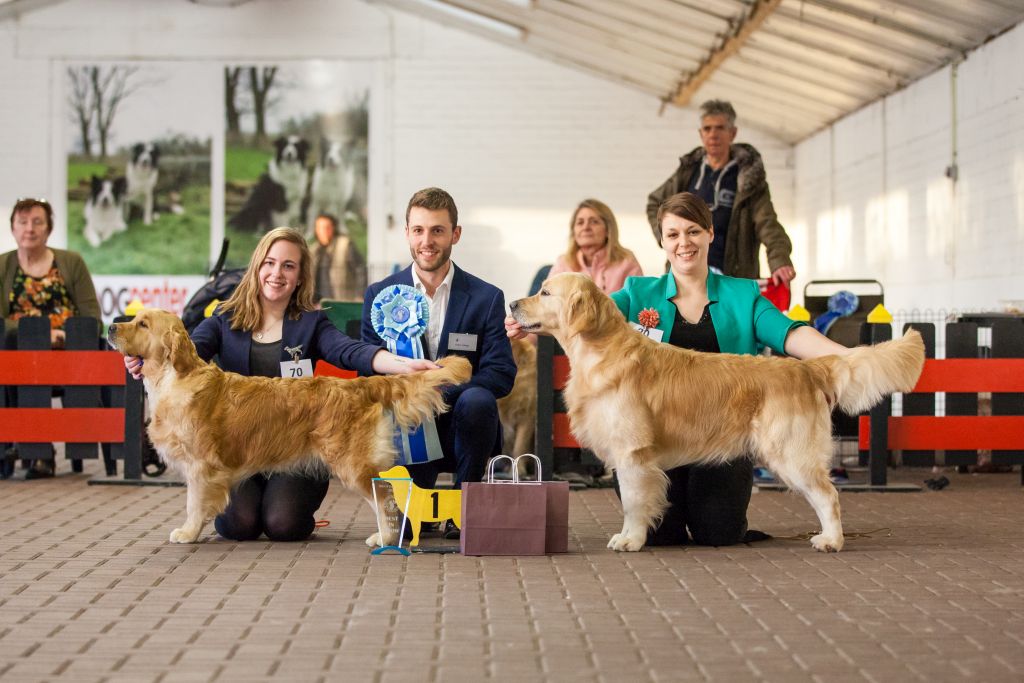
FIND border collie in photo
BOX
[84,175,128,248]
[126,142,160,225]
[308,138,356,235]
[267,135,310,229]
[229,173,288,233]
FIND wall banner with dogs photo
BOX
[223,62,371,302]
[63,62,216,320]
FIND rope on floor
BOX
[773,527,892,541]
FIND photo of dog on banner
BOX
[113,186,923,556]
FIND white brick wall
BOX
[793,22,1024,313]
[0,0,793,302]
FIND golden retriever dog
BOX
[497,338,537,457]
[510,273,925,553]
[108,309,471,546]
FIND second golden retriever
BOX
[108,309,471,546]
[510,273,924,553]
[497,338,537,457]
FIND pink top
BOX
[549,247,644,295]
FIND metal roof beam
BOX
[543,0,723,52]
[768,9,936,71]
[534,0,709,65]
[670,0,783,107]
[794,0,974,52]
[745,31,913,86]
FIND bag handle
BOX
[512,454,543,484]
[485,455,515,483]
[484,454,544,485]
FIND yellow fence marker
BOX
[866,303,893,324]
[788,304,810,322]
[124,298,145,316]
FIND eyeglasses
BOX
[15,197,50,205]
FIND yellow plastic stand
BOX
[378,465,462,546]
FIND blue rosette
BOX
[813,290,859,337]
[371,285,430,359]
[370,285,444,466]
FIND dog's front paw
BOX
[365,532,381,548]
[810,533,843,553]
[169,527,199,544]
[608,533,645,552]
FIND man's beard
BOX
[411,246,452,272]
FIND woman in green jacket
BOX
[507,192,851,546]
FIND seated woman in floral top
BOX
[2,198,100,478]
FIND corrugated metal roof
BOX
[379,0,1024,142]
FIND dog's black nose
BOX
[510,300,520,312]
[107,324,118,337]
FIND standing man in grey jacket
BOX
[646,100,796,285]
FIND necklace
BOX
[254,314,283,342]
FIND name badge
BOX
[629,322,664,343]
[448,332,478,352]
[280,359,314,378]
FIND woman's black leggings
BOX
[214,472,330,542]
[615,459,754,546]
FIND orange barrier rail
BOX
[550,354,579,449]
[859,357,1024,485]
[0,351,126,443]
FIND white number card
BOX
[628,322,665,343]
[280,359,314,378]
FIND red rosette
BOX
[637,308,660,330]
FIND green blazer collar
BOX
[648,270,722,338]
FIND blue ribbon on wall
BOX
[371,285,444,466]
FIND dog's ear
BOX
[164,322,198,375]
[563,285,592,339]
[563,279,616,340]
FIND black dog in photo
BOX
[84,175,128,248]
[229,173,287,233]
[268,135,310,228]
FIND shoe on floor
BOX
[25,459,55,480]
[829,467,850,484]
[753,467,776,483]
[442,519,460,540]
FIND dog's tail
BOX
[832,329,925,415]
[364,355,472,428]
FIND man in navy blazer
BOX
[362,188,515,515]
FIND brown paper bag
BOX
[515,454,570,553]
[541,480,570,553]
[460,455,547,556]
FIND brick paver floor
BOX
[1,462,1022,682]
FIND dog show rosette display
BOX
[371,285,445,465]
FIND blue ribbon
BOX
[371,285,444,466]
[813,290,859,337]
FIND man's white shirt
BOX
[411,262,455,360]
